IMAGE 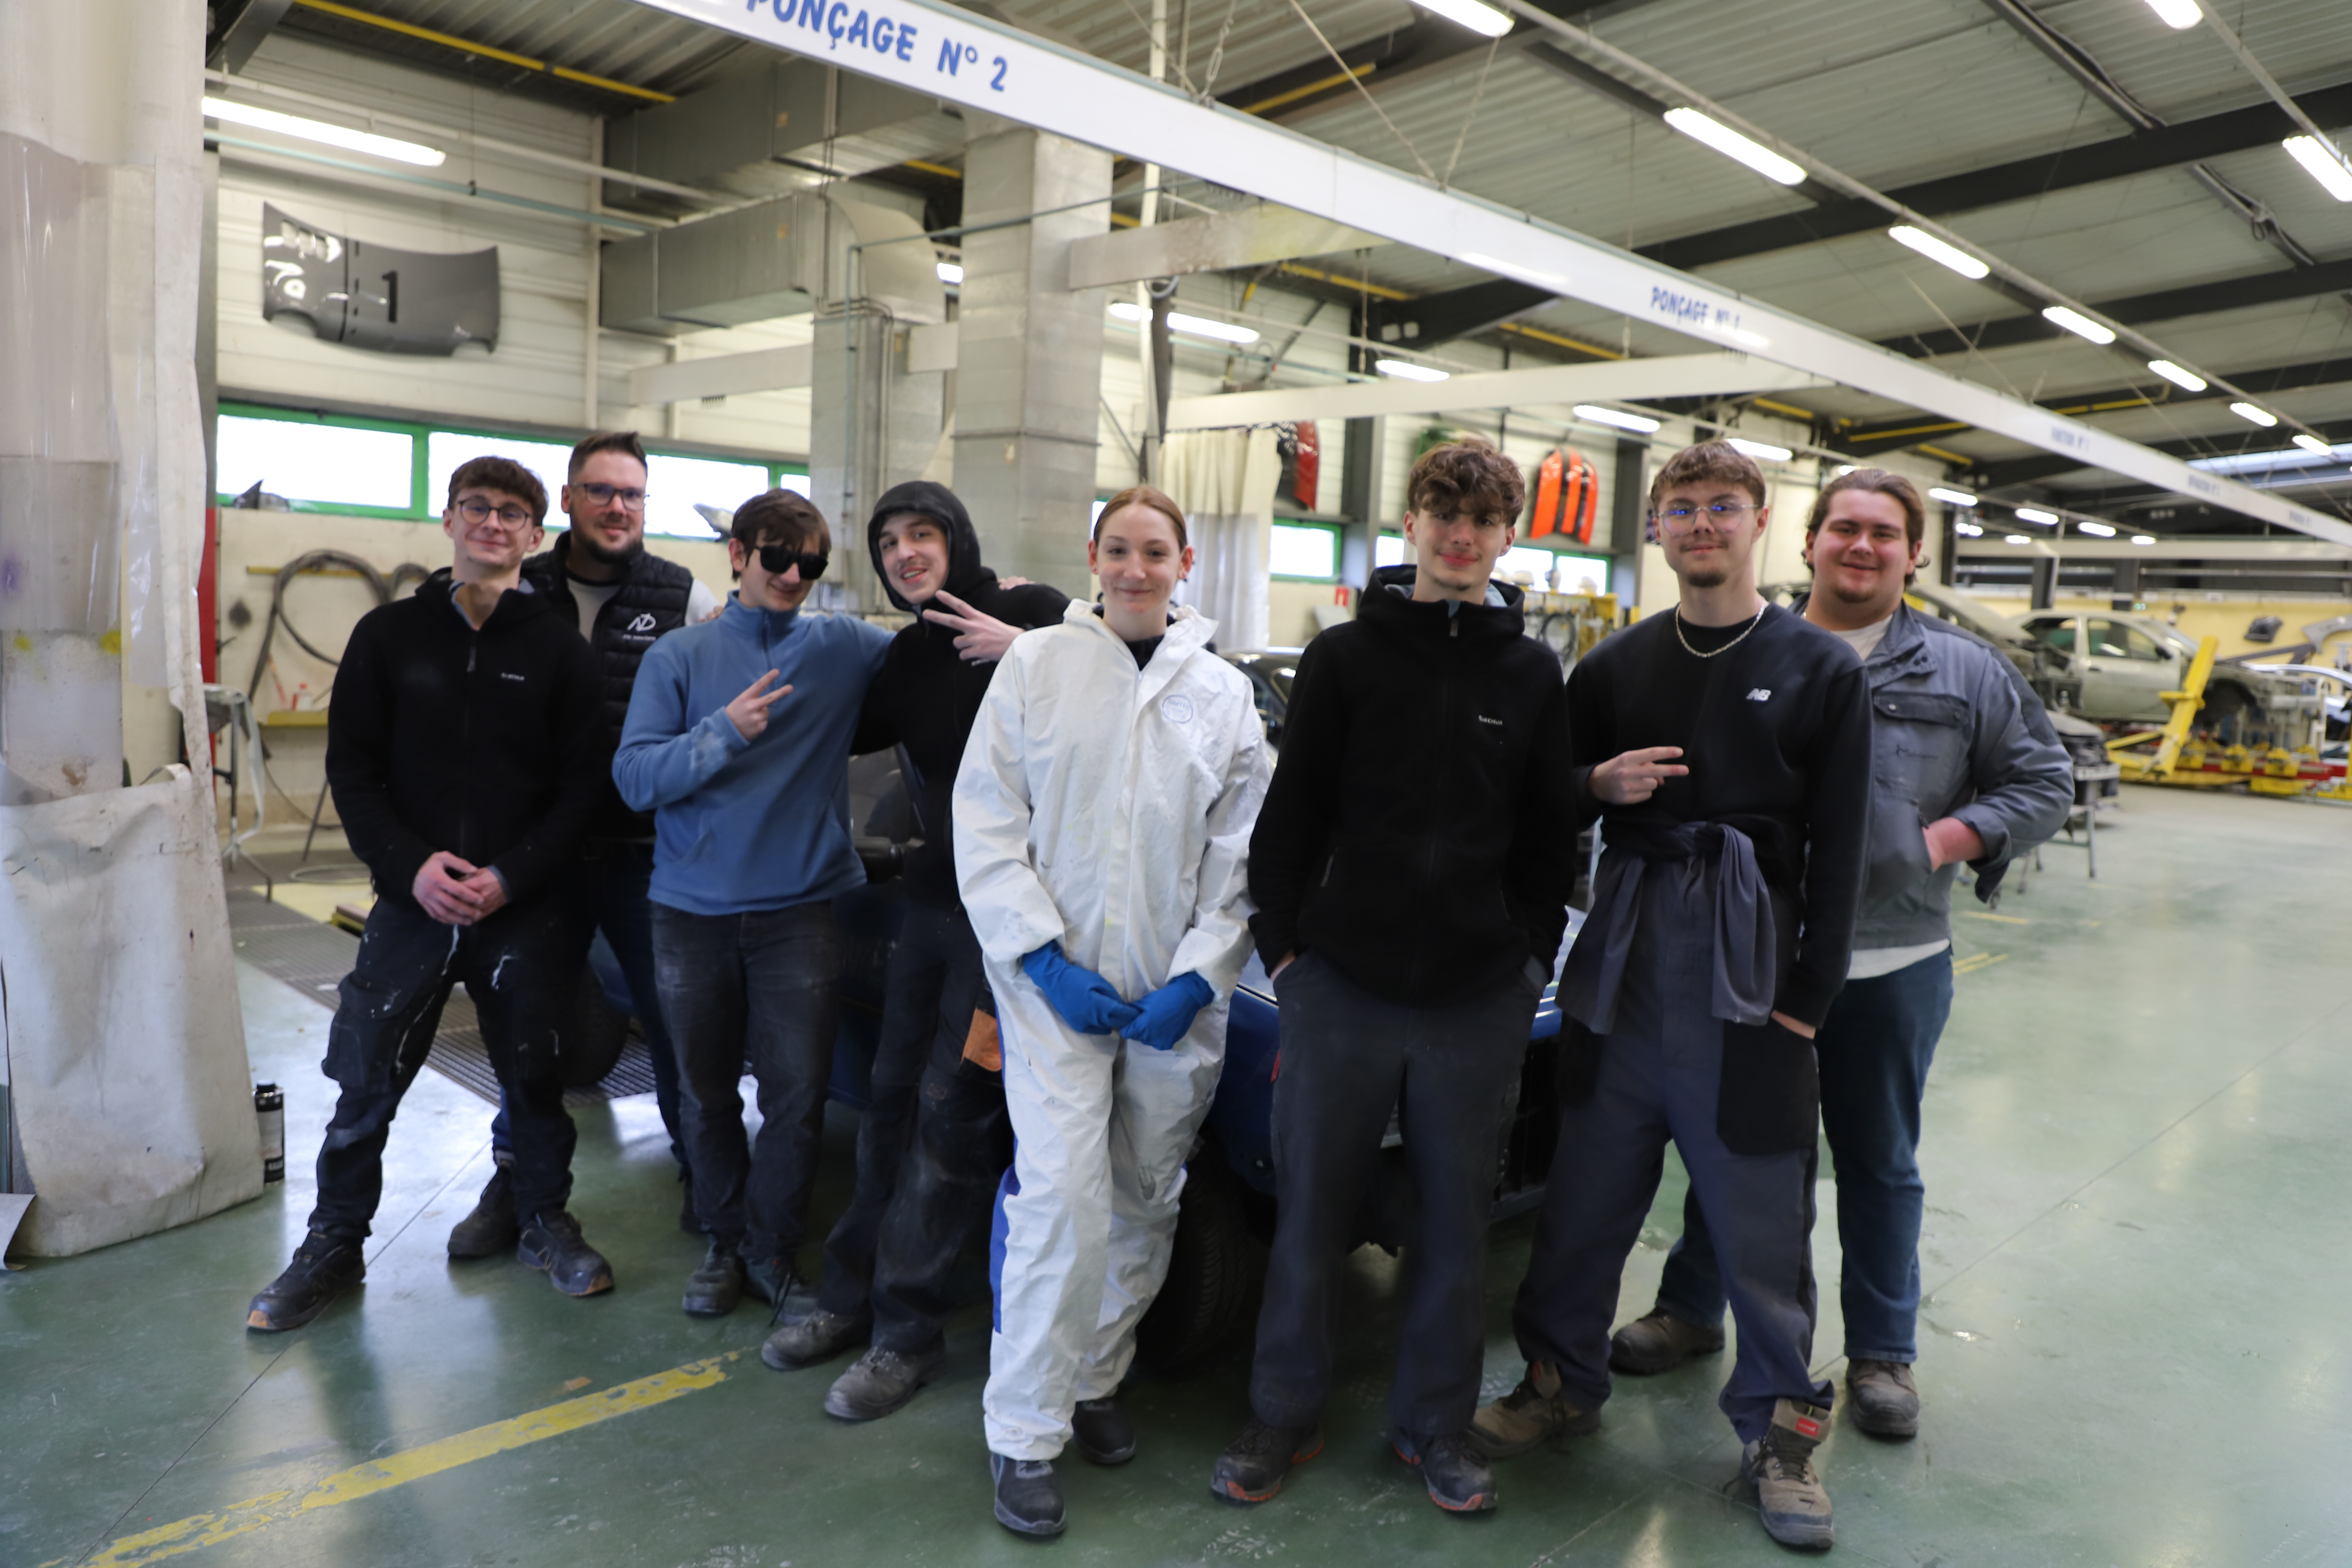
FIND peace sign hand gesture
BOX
[726,669,795,741]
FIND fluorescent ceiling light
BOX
[1377,358,1450,383]
[1888,224,1990,280]
[2132,534,2156,545]
[1726,438,1792,461]
[2284,135,2352,202]
[1575,404,1660,433]
[2147,359,2208,392]
[2014,507,2058,525]
[1955,520,1983,536]
[203,95,445,167]
[936,261,964,285]
[2004,534,2031,545]
[2293,433,2334,456]
[1107,300,1262,345]
[2041,305,2116,345]
[2077,520,2116,537]
[2230,402,2280,427]
[1408,0,1513,38]
[1663,108,1805,187]
[2142,0,2201,26]
[1929,486,1978,507]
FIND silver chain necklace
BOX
[1673,603,1767,660]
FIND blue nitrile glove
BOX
[1124,972,1216,1050]
[1021,941,1142,1037]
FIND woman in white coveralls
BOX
[953,485,1271,1538]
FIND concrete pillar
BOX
[809,307,945,611]
[952,122,1110,596]
[1609,436,1649,609]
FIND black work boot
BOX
[990,1452,1067,1537]
[681,1241,746,1317]
[1210,1418,1324,1504]
[1608,1307,1727,1375]
[1392,1428,1499,1514]
[1740,1397,1835,1550]
[516,1210,613,1297]
[1472,1360,1603,1458]
[1846,1358,1920,1438]
[446,1165,519,1259]
[1071,1397,1136,1465]
[246,1232,366,1331]
[761,1305,868,1368]
[822,1343,947,1420]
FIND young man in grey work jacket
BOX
[1609,466,2072,1446]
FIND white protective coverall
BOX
[954,602,1271,1461]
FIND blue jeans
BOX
[490,844,685,1174]
[1655,948,1955,1364]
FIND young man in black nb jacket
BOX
[1212,438,1577,1517]
[1474,439,1873,1551]
[246,456,609,1333]
[766,479,1067,1419]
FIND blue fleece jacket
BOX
[614,596,893,916]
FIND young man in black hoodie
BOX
[1473,439,1873,1551]
[765,479,1068,1419]
[444,430,720,1257]
[246,456,609,1332]
[1213,439,1576,1516]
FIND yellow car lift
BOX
[2105,634,2352,801]
[2104,634,2218,783]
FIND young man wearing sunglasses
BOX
[614,492,891,1321]
[1474,440,1873,1550]
[247,457,609,1331]
[446,432,723,1259]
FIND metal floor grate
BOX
[226,888,656,1107]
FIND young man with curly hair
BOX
[1213,437,1577,1517]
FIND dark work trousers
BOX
[1248,950,1539,1437]
[816,902,1013,1350]
[488,842,688,1175]
[309,887,591,1241]
[1654,948,1955,1365]
[652,899,841,1263]
[1510,868,1834,1444]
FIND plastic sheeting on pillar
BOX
[1163,427,1277,652]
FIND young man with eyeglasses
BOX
[1473,440,1872,1550]
[446,432,723,1259]
[247,457,610,1332]
[614,491,899,1321]
[1612,468,2069,1442]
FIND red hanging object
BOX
[1293,420,1319,513]
[1526,448,1597,544]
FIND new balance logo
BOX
[1746,688,1772,702]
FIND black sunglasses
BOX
[753,544,828,580]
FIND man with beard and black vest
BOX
[766,479,1069,1423]
[445,431,720,1258]
[1213,438,1576,1518]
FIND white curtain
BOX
[1161,427,1279,651]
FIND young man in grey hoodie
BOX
[1603,466,2071,1442]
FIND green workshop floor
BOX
[8,784,2352,1566]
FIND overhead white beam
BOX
[1068,205,1387,289]
[627,0,2352,548]
[628,345,812,406]
[1165,352,1824,431]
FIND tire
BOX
[557,966,632,1089]
[1136,1139,1263,1375]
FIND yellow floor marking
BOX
[1954,952,2010,976]
[1958,911,2033,925]
[53,1352,741,1568]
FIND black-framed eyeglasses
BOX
[572,481,649,510]
[1651,501,1760,533]
[755,543,828,580]
[453,497,537,528]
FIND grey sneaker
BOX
[762,1306,871,1370]
[1846,1358,1920,1438]
[1471,1361,1602,1458]
[1740,1398,1834,1550]
[822,1342,947,1419]
[1608,1308,1726,1375]
[991,1452,1066,1537]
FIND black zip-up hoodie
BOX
[1248,565,1577,1007]
[852,480,1070,908]
[326,570,605,913]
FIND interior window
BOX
[2032,619,2076,652]
[2087,620,2167,661]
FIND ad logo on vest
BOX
[625,612,659,634]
